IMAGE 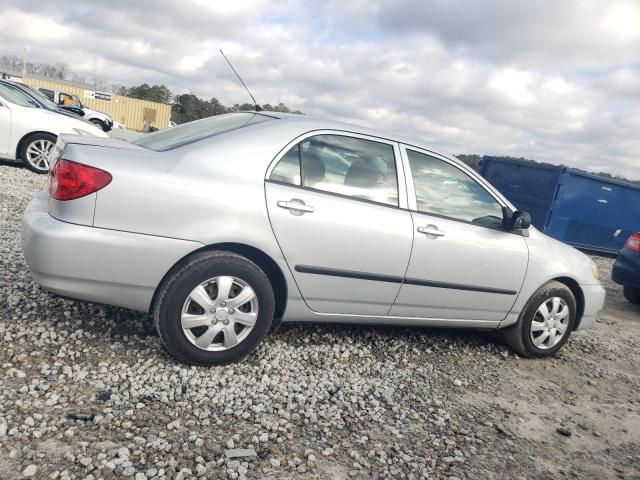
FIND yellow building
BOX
[16,76,171,131]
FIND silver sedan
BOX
[22,112,605,365]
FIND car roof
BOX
[253,111,455,160]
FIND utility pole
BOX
[22,46,30,79]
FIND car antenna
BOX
[219,49,262,112]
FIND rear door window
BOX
[269,134,399,206]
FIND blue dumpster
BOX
[480,156,640,254]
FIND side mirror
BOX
[510,210,532,230]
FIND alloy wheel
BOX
[529,297,570,349]
[181,276,258,351]
[25,139,55,171]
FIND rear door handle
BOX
[277,199,314,214]
[417,225,445,237]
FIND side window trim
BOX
[266,129,408,210]
[400,144,508,224]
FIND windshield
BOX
[0,83,39,108]
[21,85,60,110]
[132,112,276,151]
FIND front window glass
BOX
[407,149,504,228]
[0,83,38,107]
[132,113,276,151]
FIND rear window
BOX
[132,112,276,151]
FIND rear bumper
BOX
[22,192,203,312]
[575,282,606,331]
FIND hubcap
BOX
[530,297,570,350]
[26,139,55,171]
[181,276,258,352]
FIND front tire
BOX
[89,119,107,131]
[154,251,275,366]
[501,281,576,358]
[20,133,57,174]
[623,285,640,305]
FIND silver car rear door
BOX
[265,131,414,316]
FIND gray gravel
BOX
[1,163,639,480]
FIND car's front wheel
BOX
[501,281,576,358]
[623,285,640,305]
[154,251,275,366]
[20,133,57,174]
[89,119,107,131]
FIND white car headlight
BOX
[591,263,601,280]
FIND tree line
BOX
[456,154,640,186]
[116,83,303,124]
[2,56,636,185]
[0,56,302,123]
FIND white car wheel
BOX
[21,133,56,174]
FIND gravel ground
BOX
[0,164,639,480]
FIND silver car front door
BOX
[390,146,529,321]
[265,132,413,315]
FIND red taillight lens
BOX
[625,233,640,252]
[49,159,112,201]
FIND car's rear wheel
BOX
[623,285,640,304]
[501,281,576,358]
[154,251,275,366]
[20,133,56,174]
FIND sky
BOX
[0,0,639,179]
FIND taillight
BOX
[625,233,640,252]
[49,159,112,201]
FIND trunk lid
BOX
[47,134,153,227]
[57,133,147,152]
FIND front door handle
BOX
[417,225,445,237]
[277,199,315,214]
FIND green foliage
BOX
[172,96,303,124]
[124,83,173,104]
[454,154,482,172]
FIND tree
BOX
[455,154,482,172]
[0,55,69,80]
[171,93,216,124]
[126,83,172,104]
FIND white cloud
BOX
[602,2,640,42]
[489,69,535,107]
[0,0,638,180]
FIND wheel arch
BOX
[16,131,57,160]
[150,242,288,319]
[552,276,585,330]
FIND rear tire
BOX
[623,285,640,305]
[20,133,57,174]
[501,281,576,358]
[154,251,275,366]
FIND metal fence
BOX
[22,77,171,131]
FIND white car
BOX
[37,88,114,132]
[0,82,108,173]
